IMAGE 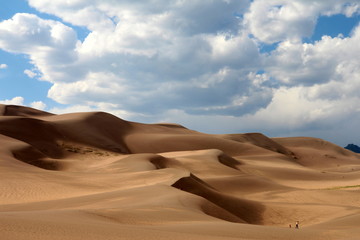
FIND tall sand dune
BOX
[1,104,360,240]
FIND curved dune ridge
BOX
[0,104,360,240]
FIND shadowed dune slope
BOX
[1,104,360,240]
[0,104,54,117]
[218,133,296,158]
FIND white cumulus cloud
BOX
[0,96,25,105]
[265,24,360,88]
[0,13,79,83]
[30,101,47,110]
[244,0,360,43]
[17,0,267,117]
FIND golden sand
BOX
[1,104,359,240]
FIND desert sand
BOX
[0,104,359,240]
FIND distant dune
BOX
[1,104,360,240]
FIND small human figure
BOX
[289,224,292,228]
[295,221,299,229]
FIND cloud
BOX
[0,64,7,69]
[0,96,24,105]
[342,2,360,17]
[0,1,359,146]
[48,102,134,121]
[0,98,46,111]
[0,13,79,83]
[28,0,117,31]
[24,69,38,78]
[30,101,46,110]
[264,24,360,88]
[151,84,360,146]
[244,0,360,44]
[28,0,250,33]
[11,0,269,117]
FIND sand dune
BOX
[1,104,360,240]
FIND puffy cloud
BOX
[242,87,344,129]
[0,98,47,112]
[30,101,46,110]
[49,102,134,121]
[244,0,360,44]
[15,0,269,117]
[0,1,359,146]
[0,96,24,105]
[48,72,129,105]
[28,0,250,33]
[152,84,359,146]
[0,13,79,82]
[241,85,360,146]
[24,69,38,78]
[28,0,117,31]
[0,64,7,69]
[342,2,360,17]
[264,24,360,88]
[0,13,77,53]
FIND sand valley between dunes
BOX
[0,104,360,240]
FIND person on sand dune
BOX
[295,221,299,229]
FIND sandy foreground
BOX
[0,104,359,240]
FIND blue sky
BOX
[311,14,360,41]
[0,0,360,146]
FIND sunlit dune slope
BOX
[1,104,360,240]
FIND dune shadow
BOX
[171,174,264,224]
[218,153,243,170]
[12,145,63,170]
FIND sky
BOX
[0,0,360,147]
